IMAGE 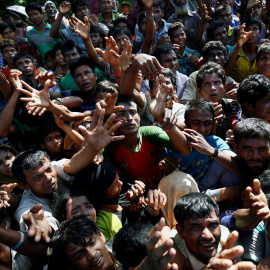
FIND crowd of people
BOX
[0,0,269,269]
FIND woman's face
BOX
[0,150,16,177]
[104,173,123,199]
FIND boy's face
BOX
[187,110,213,138]
[153,6,164,24]
[245,23,261,44]
[197,73,225,103]
[2,46,17,65]
[215,9,232,27]
[211,26,228,46]
[114,34,131,54]
[74,65,97,93]
[76,5,90,21]
[252,4,262,17]
[257,52,270,78]
[46,56,57,71]
[2,27,16,41]
[63,47,80,63]
[16,56,35,77]
[90,33,102,48]
[95,91,108,103]
[55,49,66,66]
[28,9,43,26]
[205,49,225,67]
[171,28,186,47]
[41,130,64,154]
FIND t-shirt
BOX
[164,135,231,182]
[104,126,175,190]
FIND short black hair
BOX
[152,45,174,63]
[2,12,15,21]
[196,62,226,89]
[60,40,82,58]
[49,216,100,270]
[110,27,132,42]
[0,39,17,54]
[244,16,262,33]
[153,0,165,10]
[26,3,43,15]
[44,49,55,64]
[38,122,64,144]
[257,43,270,61]
[115,94,137,107]
[237,74,270,109]
[113,17,130,29]
[168,22,185,40]
[184,99,215,125]
[113,222,153,268]
[95,80,118,98]
[233,118,270,145]
[174,192,219,228]
[257,169,270,197]
[69,56,95,78]
[137,11,146,29]
[71,0,90,14]
[52,43,62,58]
[214,4,232,19]
[13,51,36,67]
[206,21,228,41]
[0,21,16,35]
[12,150,50,184]
[201,41,227,60]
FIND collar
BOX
[32,23,51,33]
[182,46,190,56]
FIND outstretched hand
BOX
[9,69,22,90]
[0,183,17,208]
[70,14,90,40]
[237,24,251,48]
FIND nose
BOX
[201,227,214,240]
[198,124,206,135]
[252,149,260,160]
[210,83,215,91]
[45,173,53,182]
[86,246,96,261]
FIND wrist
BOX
[146,7,153,16]
[208,147,219,159]
[220,187,226,200]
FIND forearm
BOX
[233,209,262,231]
[0,228,49,258]
[84,38,106,70]
[0,74,13,101]
[50,13,63,38]
[142,7,155,54]
[9,194,21,208]
[194,21,207,47]
[54,96,83,108]
[57,123,83,147]
[224,45,241,76]
[111,64,122,86]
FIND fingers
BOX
[20,80,35,92]
[147,217,166,239]
[252,179,261,195]
[29,204,43,214]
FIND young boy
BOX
[196,62,241,139]
[168,22,200,76]
[256,43,270,79]
[44,50,57,72]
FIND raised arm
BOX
[50,1,71,38]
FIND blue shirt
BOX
[164,135,230,182]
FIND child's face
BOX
[252,4,262,17]
[245,23,261,44]
[95,91,108,103]
[90,33,102,48]
[257,52,270,78]
[198,73,225,103]
[55,49,66,66]
[46,56,57,71]
[41,130,64,154]
[171,28,186,47]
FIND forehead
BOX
[76,4,88,10]
[115,33,129,40]
[160,51,176,61]
[16,56,33,64]
[218,8,231,15]
[3,46,16,52]
[258,52,270,59]
[118,101,137,110]
[172,27,185,36]
[202,73,222,82]
[245,23,260,29]
[213,26,226,33]
[3,27,14,33]
[188,110,213,121]
[44,130,62,138]
[75,65,93,75]
[207,49,224,56]
[67,195,90,208]
[24,157,50,177]
[46,3,55,9]
[238,137,270,147]
[0,149,12,158]
[64,47,79,56]
[29,9,41,15]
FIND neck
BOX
[48,17,55,24]
[124,131,140,149]
[101,204,122,213]
[178,45,185,55]
[156,20,164,32]
[35,22,46,31]
[243,42,257,53]
[102,11,112,20]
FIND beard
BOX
[175,4,189,16]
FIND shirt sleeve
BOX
[52,159,74,183]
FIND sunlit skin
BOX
[257,52,270,79]
[0,150,15,177]
[15,57,35,77]
[159,51,179,73]
[41,130,64,155]
[205,49,225,67]
[171,28,186,52]
[244,24,261,45]
[74,65,97,94]
[211,26,228,46]
[28,10,44,26]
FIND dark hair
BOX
[153,45,174,63]
[48,216,100,270]
[233,118,270,145]
[110,27,132,42]
[0,145,17,157]
[149,68,176,90]
[38,122,64,144]
[153,0,165,10]
[0,39,17,54]
[13,51,36,67]
[2,12,15,21]
[12,150,49,183]
[113,17,130,29]
[201,41,227,60]
[206,21,228,41]
[184,99,215,124]
[137,11,146,29]
[52,43,62,58]
[244,16,262,33]
[174,192,219,228]
[113,222,153,268]
[214,4,232,19]
[0,21,16,35]
[69,56,95,78]
[196,62,226,89]
[257,169,270,197]
[53,190,94,223]
[44,49,55,64]
[115,94,136,107]
[60,40,82,58]
[71,0,90,14]
[122,1,130,7]
[257,43,270,61]
[95,80,118,98]
[168,22,185,40]
[26,3,43,15]
[237,74,270,110]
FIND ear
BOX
[19,182,30,190]
[99,232,106,243]
[233,142,238,153]
[197,87,202,95]
[176,224,184,239]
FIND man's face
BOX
[116,101,140,135]
[28,9,44,26]
[99,0,113,13]
[159,51,179,73]
[257,52,270,78]
[23,157,57,198]
[198,73,225,103]
[74,65,97,93]
[76,5,91,21]
[66,234,114,270]
[0,150,15,177]
[66,195,96,223]
[153,6,164,24]
[2,27,16,41]
[16,57,35,77]
[114,34,131,54]
[171,28,186,47]
[45,3,57,18]
[187,110,213,138]
[235,138,270,174]
[205,49,225,67]
[177,209,221,264]
[174,0,187,8]
[252,4,262,17]
[245,24,261,44]
[104,173,123,199]
[90,33,102,48]
[245,92,270,121]
[215,9,232,27]
[2,46,17,65]
[41,130,64,154]
[63,47,80,63]
[211,26,228,46]
[3,16,15,24]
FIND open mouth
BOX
[200,242,215,250]
[90,255,103,268]
[47,182,56,190]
